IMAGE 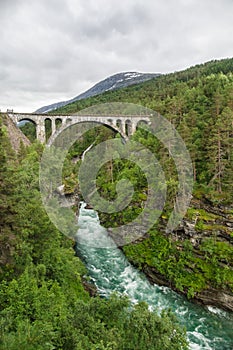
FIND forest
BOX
[41,58,233,303]
[0,116,188,349]
[1,58,233,348]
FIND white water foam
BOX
[75,203,233,350]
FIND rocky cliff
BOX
[1,113,30,152]
[124,198,233,312]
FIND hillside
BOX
[52,58,233,202]
[35,71,160,113]
[0,113,30,151]
[50,58,233,311]
[0,114,188,349]
[1,58,232,347]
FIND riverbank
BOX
[118,198,233,312]
[75,203,233,349]
[61,153,233,312]
[75,194,233,312]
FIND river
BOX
[75,203,233,350]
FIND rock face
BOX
[176,200,233,247]
[196,288,233,312]
[35,72,161,113]
[140,199,233,312]
[1,113,30,151]
[56,185,79,208]
[143,265,233,312]
[106,197,232,312]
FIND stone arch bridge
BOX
[7,113,150,143]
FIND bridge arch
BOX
[47,119,128,147]
[17,118,37,142]
[125,119,132,136]
[116,119,123,132]
[100,122,125,139]
[18,117,35,124]
[17,116,37,124]
[136,119,149,132]
[137,119,149,127]
[55,118,62,129]
[45,118,52,140]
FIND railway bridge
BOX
[7,112,150,143]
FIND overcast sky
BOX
[0,0,233,112]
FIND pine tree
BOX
[207,106,233,194]
[0,119,18,275]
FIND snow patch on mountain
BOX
[35,71,161,114]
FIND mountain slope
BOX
[1,113,31,151]
[35,72,160,113]
[50,58,233,311]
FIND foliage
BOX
[19,121,37,142]
[52,57,233,204]
[3,57,233,346]
[0,118,188,349]
[123,227,233,297]
[43,58,233,299]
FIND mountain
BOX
[35,72,160,113]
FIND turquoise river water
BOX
[75,203,233,350]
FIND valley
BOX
[1,58,233,349]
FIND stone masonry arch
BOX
[6,113,151,144]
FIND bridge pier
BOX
[51,119,56,135]
[131,122,137,134]
[36,118,46,143]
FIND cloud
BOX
[0,0,232,112]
